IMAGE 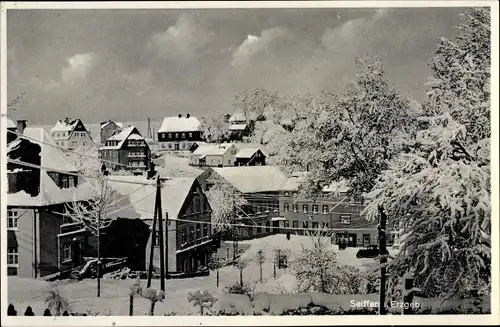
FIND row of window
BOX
[160,132,193,139]
[288,218,350,228]
[283,203,331,214]
[153,223,210,246]
[47,172,78,189]
[72,132,87,138]
[52,131,69,138]
[161,142,191,150]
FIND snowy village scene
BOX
[1,2,496,322]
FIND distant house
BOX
[228,112,252,141]
[106,176,212,273]
[278,172,385,247]
[234,148,266,166]
[50,117,93,150]
[98,126,151,172]
[189,143,239,168]
[6,121,95,278]
[100,120,123,144]
[157,114,202,152]
[201,166,287,240]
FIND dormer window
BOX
[48,172,78,189]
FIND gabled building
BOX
[189,143,239,168]
[234,148,267,166]
[50,117,94,150]
[98,126,151,172]
[157,114,202,152]
[100,120,123,144]
[228,112,252,141]
[201,166,287,240]
[278,172,384,247]
[107,176,212,274]
[6,121,95,278]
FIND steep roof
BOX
[99,126,144,150]
[158,116,201,133]
[211,166,287,193]
[192,143,237,157]
[229,112,246,123]
[107,176,197,221]
[50,118,80,133]
[7,128,95,206]
[234,148,263,159]
[101,120,124,129]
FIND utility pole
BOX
[157,176,165,291]
[147,178,159,288]
[96,171,105,298]
[232,198,237,264]
[165,212,169,280]
[378,206,388,315]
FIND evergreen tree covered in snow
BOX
[363,7,491,299]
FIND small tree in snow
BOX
[66,172,120,297]
[187,290,218,316]
[142,288,165,316]
[128,277,143,316]
[208,253,225,287]
[65,145,101,176]
[235,255,250,287]
[44,286,69,316]
[199,115,231,143]
[254,250,266,283]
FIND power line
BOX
[7,129,130,168]
[7,159,155,186]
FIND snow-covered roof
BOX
[158,116,201,133]
[211,166,287,193]
[234,148,263,159]
[7,128,95,206]
[229,112,246,123]
[192,143,237,157]
[50,119,80,133]
[101,120,124,129]
[100,126,144,150]
[281,171,349,193]
[229,124,248,131]
[7,119,16,129]
[107,176,197,221]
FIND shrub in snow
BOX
[223,282,255,296]
[128,277,143,316]
[142,288,165,316]
[218,294,254,315]
[187,290,218,316]
[44,286,70,316]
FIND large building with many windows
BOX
[6,121,95,277]
[157,114,202,152]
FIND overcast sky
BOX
[7,7,465,124]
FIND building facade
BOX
[6,123,95,277]
[50,118,94,150]
[157,114,202,152]
[234,148,266,166]
[98,126,151,171]
[228,112,252,141]
[106,176,213,274]
[189,143,239,168]
[100,120,123,144]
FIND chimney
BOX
[16,120,27,135]
[64,117,69,124]
[178,114,182,118]
[186,113,191,118]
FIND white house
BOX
[50,118,94,151]
[157,114,202,152]
[189,143,239,167]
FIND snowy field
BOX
[7,235,383,315]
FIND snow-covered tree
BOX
[235,255,250,287]
[199,114,231,143]
[363,7,491,299]
[254,250,266,283]
[187,290,218,316]
[205,174,248,235]
[208,253,225,287]
[66,172,120,297]
[233,88,279,126]
[65,145,101,176]
[142,288,165,316]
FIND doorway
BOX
[347,234,357,247]
[174,143,180,151]
[363,234,370,247]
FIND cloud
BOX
[61,53,96,82]
[147,13,215,60]
[231,27,289,67]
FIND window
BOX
[284,203,289,212]
[266,222,271,233]
[167,133,171,139]
[188,132,193,138]
[321,222,328,228]
[312,221,319,229]
[62,243,71,262]
[322,205,329,214]
[312,205,318,214]
[153,231,160,246]
[189,226,194,242]
[284,220,290,228]
[303,221,308,229]
[181,228,187,244]
[257,224,262,233]
[181,133,186,139]
[7,248,19,266]
[302,204,308,213]
[203,224,208,238]
[293,192,298,197]
[196,224,201,239]
[292,204,298,213]
[7,210,19,229]
[168,143,173,149]
[284,191,289,196]
[61,175,69,188]
[340,215,351,224]
[265,203,270,212]
[292,221,299,228]
[175,133,179,138]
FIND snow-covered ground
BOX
[7,235,383,315]
[153,152,204,178]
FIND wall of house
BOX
[235,154,266,166]
[7,207,34,277]
[158,131,202,151]
[38,208,62,276]
[101,123,121,144]
[68,131,93,150]
[123,140,151,171]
